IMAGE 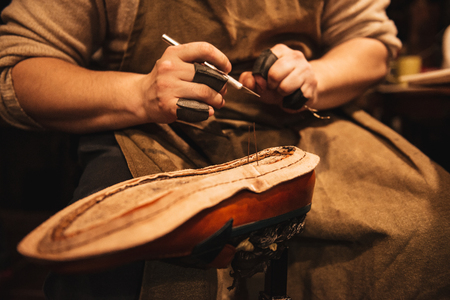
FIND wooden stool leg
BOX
[258,249,291,300]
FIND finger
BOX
[153,61,226,109]
[176,99,211,122]
[160,96,214,124]
[299,82,317,100]
[192,63,227,93]
[218,84,228,97]
[276,69,308,96]
[254,74,268,91]
[239,72,256,91]
[267,45,307,90]
[153,58,196,83]
[270,44,302,60]
[175,80,226,109]
[266,57,296,90]
[174,42,232,74]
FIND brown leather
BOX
[35,171,314,273]
[17,146,319,273]
[140,171,315,259]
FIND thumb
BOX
[239,71,257,90]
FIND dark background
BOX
[1,0,450,299]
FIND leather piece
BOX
[177,99,210,123]
[176,63,227,123]
[252,49,278,80]
[193,63,227,92]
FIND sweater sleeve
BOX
[321,0,402,58]
[0,0,107,130]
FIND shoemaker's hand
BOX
[239,44,318,113]
[140,42,231,123]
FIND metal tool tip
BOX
[243,86,260,97]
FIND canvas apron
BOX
[115,0,325,178]
[116,0,450,299]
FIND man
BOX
[1,0,449,299]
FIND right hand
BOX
[139,42,232,123]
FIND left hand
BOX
[239,44,318,112]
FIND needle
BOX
[162,34,260,97]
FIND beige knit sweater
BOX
[0,0,401,130]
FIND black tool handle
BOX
[252,49,308,110]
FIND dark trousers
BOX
[44,132,144,300]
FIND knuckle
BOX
[304,63,314,74]
[155,96,173,117]
[155,59,175,74]
[277,59,292,71]
[272,44,288,53]
[292,50,305,60]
